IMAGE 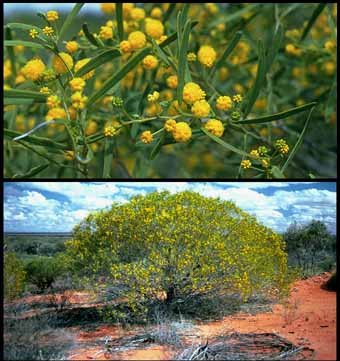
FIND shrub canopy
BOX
[65,191,289,310]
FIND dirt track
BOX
[66,272,336,360]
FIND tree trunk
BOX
[165,286,175,305]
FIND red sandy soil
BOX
[66,272,336,360]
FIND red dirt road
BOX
[68,272,336,360]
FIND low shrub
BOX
[4,252,26,301]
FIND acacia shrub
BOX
[64,191,290,316]
[4,252,26,301]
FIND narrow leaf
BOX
[116,3,124,42]
[271,166,285,179]
[88,47,151,106]
[82,23,102,47]
[13,163,49,179]
[4,129,69,150]
[4,40,45,49]
[150,133,165,160]
[74,49,121,77]
[177,20,192,104]
[215,31,243,71]
[103,138,115,178]
[4,89,48,101]
[242,40,266,117]
[5,28,17,78]
[300,3,327,41]
[281,106,315,173]
[201,128,250,157]
[59,3,84,42]
[237,102,317,125]
[163,3,177,22]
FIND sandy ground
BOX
[5,273,336,360]
[66,272,336,360]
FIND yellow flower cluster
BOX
[46,95,60,109]
[166,75,178,89]
[172,122,192,143]
[42,26,54,36]
[71,92,88,110]
[104,125,117,137]
[74,58,94,79]
[140,130,153,143]
[46,10,59,21]
[164,119,177,132]
[66,41,79,53]
[216,96,232,111]
[285,43,302,56]
[128,31,147,50]
[45,107,66,121]
[145,18,164,39]
[204,119,224,137]
[99,25,113,40]
[197,45,217,68]
[191,99,211,118]
[69,77,86,92]
[183,82,206,105]
[21,58,46,81]
[147,91,160,102]
[142,55,158,70]
[241,159,252,169]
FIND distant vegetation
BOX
[283,220,336,277]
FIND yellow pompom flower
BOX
[216,96,232,111]
[100,3,116,14]
[46,10,59,21]
[191,100,211,118]
[142,55,159,70]
[323,61,335,75]
[69,77,86,92]
[275,139,289,155]
[164,119,177,132]
[130,7,145,21]
[241,159,252,169]
[147,91,160,102]
[120,40,132,53]
[166,75,178,89]
[29,29,38,39]
[172,122,192,143]
[233,94,243,103]
[285,43,302,56]
[21,58,46,81]
[140,130,153,144]
[104,126,117,137]
[71,92,88,110]
[204,119,224,137]
[46,95,61,109]
[128,31,146,50]
[99,25,113,40]
[187,52,197,62]
[324,40,336,51]
[39,86,50,95]
[151,7,162,19]
[250,149,260,159]
[52,52,73,74]
[74,58,95,79]
[145,18,164,40]
[183,82,206,105]
[66,41,79,54]
[45,107,67,121]
[197,45,217,68]
[4,60,12,80]
[261,159,270,168]
[42,26,54,36]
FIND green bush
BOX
[283,220,335,276]
[24,256,63,292]
[4,252,26,301]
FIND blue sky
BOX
[3,182,336,234]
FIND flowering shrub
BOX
[3,3,336,178]
[64,191,290,316]
[4,252,26,301]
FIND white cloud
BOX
[5,183,336,234]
